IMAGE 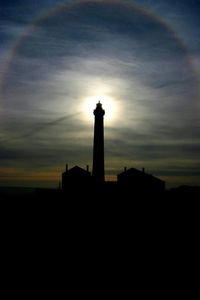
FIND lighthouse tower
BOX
[92,101,105,182]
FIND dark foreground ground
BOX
[1,184,200,200]
[1,184,199,243]
[1,184,199,218]
[1,184,199,289]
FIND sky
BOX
[0,0,200,188]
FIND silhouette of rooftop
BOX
[66,166,90,176]
[118,167,165,184]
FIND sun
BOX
[82,95,117,124]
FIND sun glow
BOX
[82,95,118,124]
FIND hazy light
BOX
[82,95,118,125]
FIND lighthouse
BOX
[92,101,105,182]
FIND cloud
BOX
[0,111,82,143]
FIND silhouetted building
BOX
[92,101,105,183]
[117,167,165,193]
[62,165,91,191]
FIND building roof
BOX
[118,168,165,183]
[67,166,90,175]
[62,166,91,177]
[118,168,143,176]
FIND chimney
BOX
[124,167,127,172]
[86,165,89,172]
[66,164,68,172]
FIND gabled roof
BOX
[118,168,143,176]
[118,168,165,183]
[67,166,90,175]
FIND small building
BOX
[117,167,165,193]
[62,165,91,192]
